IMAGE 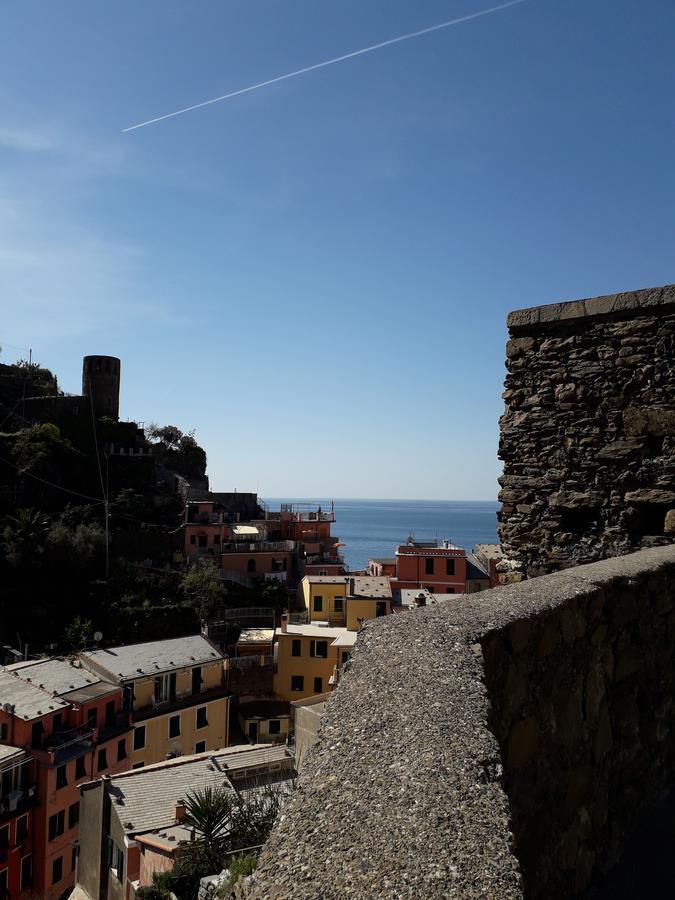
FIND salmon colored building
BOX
[0,746,36,900]
[0,659,132,900]
[391,539,468,595]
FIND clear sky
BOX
[1,0,673,500]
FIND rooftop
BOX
[276,624,354,640]
[347,576,392,599]
[473,543,504,560]
[0,667,69,720]
[103,744,293,836]
[6,657,105,696]
[304,575,348,584]
[80,635,223,682]
[0,745,25,765]
[466,554,490,580]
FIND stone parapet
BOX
[242,546,675,899]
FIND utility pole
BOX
[104,452,110,579]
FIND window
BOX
[48,811,65,841]
[71,846,78,872]
[195,741,206,754]
[87,707,98,729]
[247,558,256,573]
[198,534,207,548]
[0,869,7,895]
[291,676,304,692]
[52,856,63,885]
[52,712,63,732]
[425,557,434,575]
[268,719,281,735]
[16,816,28,843]
[117,739,127,761]
[213,534,220,545]
[56,764,68,790]
[133,726,146,750]
[310,640,328,659]
[190,534,196,545]
[97,748,107,772]
[0,723,6,741]
[191,667,203,694]
[68,802,80,830]
[196,707,208,729]
[0,825,8,851]
[75,756,87,779]
[446,559,455,576]
[446,587,455,594]
[105,701,116,727]
[333,597,343,612]
[341,651,350,666]
[319,570,327,576]
[30,721,43,750]
[154,673,177,703]
[104,836,124,882]
[169,715,181,738]
[313,596,323,613]
[313,677,323,693]
[291,639,301,657]
[20,854,32,890]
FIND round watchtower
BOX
[82,355,121,420]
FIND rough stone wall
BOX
[243,546,675,899]
[499,284,675,580]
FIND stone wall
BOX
[243,546,675,899]
[498,283,675,580]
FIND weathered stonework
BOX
[241,546,675,899]
[498,283,675,579]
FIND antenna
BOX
[93,631,103,648]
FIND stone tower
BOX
[82,355,121,420]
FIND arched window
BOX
[247,558,256,573]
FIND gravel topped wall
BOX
[498,283,675,580]
[244,545,675,898]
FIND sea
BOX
[263,499,500,571]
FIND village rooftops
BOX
[0,667,69,720]
[95,744,293,836]
[80,635,223,683]
[347,576,392,599]
[304,575,349,584]
[473,543,503,560]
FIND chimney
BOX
[415,592,427,607]
[175,800,186,823]
[280,613,288,633]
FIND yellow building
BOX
[238,700,290,744]
[299,576,348,625]
[273,619,356,702]
[80,635,230,767]
[299,575,392,631]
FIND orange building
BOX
[0,660,131,899]
[391,539,468,595]
[0,746,36,899]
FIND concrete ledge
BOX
[507,283,675,332]
[247,546,675,899]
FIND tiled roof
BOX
[6,657,103,695]
[0,668,69,720]
[107,745,292,835]
[237,628,274,644]
[80,635,223,682]
[347,577,392,599]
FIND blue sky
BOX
[1,0,673,500]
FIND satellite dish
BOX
[93,631,103,642]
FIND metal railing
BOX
[226,655,275,670]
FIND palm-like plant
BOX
[2,508,51,567]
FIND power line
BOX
[0,454,105,504]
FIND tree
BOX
[180,562,226,621]
[64,615,93,650]
[11,423,74,474]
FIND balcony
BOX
[132,684,231,722]
[42,725,94,765]
[97,710,132,743]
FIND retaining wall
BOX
[245,545,675,898]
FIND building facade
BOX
[79,636,230,768]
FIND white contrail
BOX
[122,0,529,132]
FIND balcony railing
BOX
[225,655,275,670]
[97,710,131,742]
[42,725,94,764]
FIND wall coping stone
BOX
[507,283,675,332]
[246,545,675,899]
